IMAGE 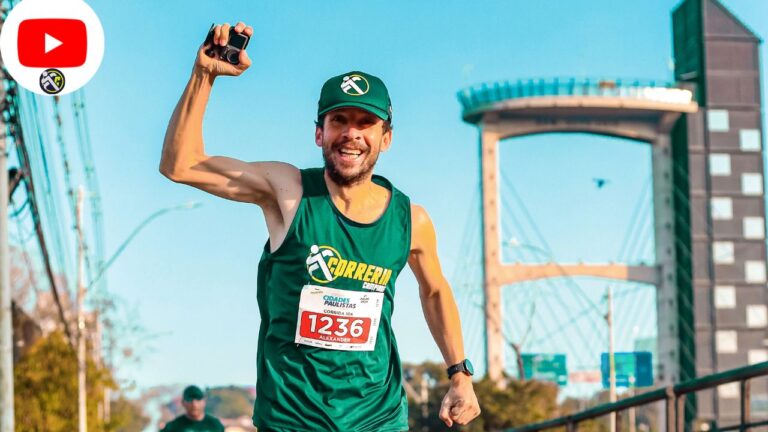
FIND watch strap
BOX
[446,360,469,378]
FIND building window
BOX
[708,110,730,132]
[749,350,768,365]
[711,197,733,220]
[740,129,762,152]
[746,261,767,283]
[716,330,738,353]
[709,154,731,176]
[718,382,740,399]
[747,305,768,328]
[742,173,764,196]
[714,286,736,309]
[744,217,766,239]
[713,242,735,264]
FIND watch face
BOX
[464,359,474,375]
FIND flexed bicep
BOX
[172,158,300,205]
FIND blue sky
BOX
[15,0,767,394]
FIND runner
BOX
[160,385,224,432]
[160,21,481,431]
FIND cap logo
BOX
[340,74,369,96]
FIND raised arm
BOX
[408,204,480,427]
[159,22,301,207]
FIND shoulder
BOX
[410,204,431,229]
[250,162,303,206]
[205,414,224,426]
[252,161,302,185]
[161,416,183,430]
[409,204,436,252]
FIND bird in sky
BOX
[593,178,610,189]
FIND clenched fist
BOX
[195,21,253,77]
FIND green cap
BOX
[182,385,204,401]
[318,71,392,122]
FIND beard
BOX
[322,139,380,186]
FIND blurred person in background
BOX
[160,385,224,432]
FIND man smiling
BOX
[160,21,480,431]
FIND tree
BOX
[13,331,144,432]
[404,362,562,432]
[206,386,255,419]
[108,397,151,432]
[560,390,659,432]
[473,377,558,430]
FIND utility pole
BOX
[76,187,87,432]
[420,373,428,432]
[628,325,639,432]
[0,9,15,431]
[607,285,616,432]
[628,377,636,432]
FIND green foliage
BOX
[13,332,146,432]
[108,397,151,432]
[404,362,558,432]
[559,397,609,432]
[205,386,255,419]
[559,391,658,432]
[473,377,558,430]
[404,362,660,432]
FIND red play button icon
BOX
[17,18,87,68]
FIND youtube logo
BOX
[18,19,87,68]
[0,0,104,96]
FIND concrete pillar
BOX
[480,127,504,381]
[652,134,680,386]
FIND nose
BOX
[342,124,364,142]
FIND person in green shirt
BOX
[160,385,224,432]
[161,21,481,431]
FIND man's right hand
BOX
[195,22,253,77]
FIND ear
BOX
[380,129,392,153]
[315,126,323,147]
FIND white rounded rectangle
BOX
[295,285,384,351]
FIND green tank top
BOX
[252,168,411,432]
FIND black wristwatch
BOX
[446,359,474,379]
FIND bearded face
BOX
[322,135,381,186]
[316,108,390,186]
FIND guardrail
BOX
[507,361,768,432]
[457,78,696,120]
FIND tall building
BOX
[672,0,765,425]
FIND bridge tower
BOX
[459,77,697,385]
[673,0,766,425]
[459,0,764,427]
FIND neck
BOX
[324,170,377,209]
[185,413,204,421]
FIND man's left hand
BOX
[438,374,481,427]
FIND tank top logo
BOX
[305,244,393,292]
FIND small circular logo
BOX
[306,245,341,283]
[340,74,369,96]
[0,0,105,96]
[39,68,65,94]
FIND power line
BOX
[3,79,74,345]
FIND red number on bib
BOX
[300,312,371,344]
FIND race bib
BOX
[294,285,384,351]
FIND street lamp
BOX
[88,201,202,290]
[77,199,201,432]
